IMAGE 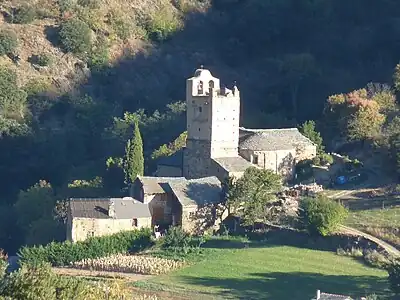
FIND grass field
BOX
[138,244,388,300]
[346,206,400,248]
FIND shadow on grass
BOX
[179,272,389,300]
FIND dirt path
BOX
[52,267,153,282]
[339,225,400,258]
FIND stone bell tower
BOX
[183,67,241,179]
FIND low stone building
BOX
[156,67,317,181]
[130,175,225,233]
[67,198,152,242]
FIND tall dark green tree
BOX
[124,120,144,183]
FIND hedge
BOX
[18,228,153,266]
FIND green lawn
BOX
[142,245,388,300]
[346,206,400,247]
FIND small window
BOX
[189,212,196,218]
[132,219,138,227]
[199,106,202,113]
[198,128,201,131]
[209,80,214,89]
[253,155,259,165]
[87,231,95,238]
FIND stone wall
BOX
[155,165,182,177]
[70,217,151,242]
[183,140,213,179]
[295,144,317,161]
[181,203,229,235]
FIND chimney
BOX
[108,200,116,218]
[316,290,321,300]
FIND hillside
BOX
[0,0,400,253]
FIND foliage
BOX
[18,228,153,266]
[87,39,109,70]
[71,253,185,275]
[387,258,400,295]
[151,131,187,160]
[12,5,37,24]
[162,226,193,249]
[224,167,282,226]
[145,4,183,42]
[0,69,29,137]
[0,249,7,278]
[124,120,144,184]
[78,0,101,9]
[299,120,324,154]
[0,30,18,56]
[300,194,348,236]
[295,159,313,180]
[347,104,386,141]
[59,18,92,55]
[319,152,334,165]
[0,263,131,299]
[108,11,135,41]
[36,53,53,67]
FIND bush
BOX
[18,228,153,267]
[300,195,348,236]
[364,250,391,269]
[319,153,334,165]
[162,226,192,249]
[388,258,400,295]
[36,54,53,67]
[59,18,92,55]
[78,0,101,9]
[0,263,131,299]
[12,5,37,24]
[0,249,8,278]
[0,30,18,56]
[145,6,182,42]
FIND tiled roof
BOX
[213,156,255,173]
[112,199,151,219]
[157,149,183,167]
[168,176,222,207]
[239,127,315,151]
[69,198,151,219]
[137,176,186,194]
[69,198,110,219]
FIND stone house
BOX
[156,67,316,181]
[129,175,225,233]
[67,198,152,242]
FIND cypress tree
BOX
[124,120,144,183]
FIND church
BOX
[66,67,317,241]
[155,67,317,181]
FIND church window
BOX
[209,80,214,89]
[199,106,202,113]
[198,128,201,131]
[198,81,204,94]
[253,155,259,165]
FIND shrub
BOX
[58,0,76,13]
[71,253,184,275]
[78,0,101,9]
[364,250,391,269]
[0,249,8,278]
[59,18,92,55]
[162,226,192,249]
[88,40,109,70]
[108,12,134,41]
[36,54,53,67]
[18,228,153,267]
[145,6,182,42]
[12,5,37,24]
[388,258,400,295]
[300,195,348,236]
[319,153,334,165]
[0,30,18,56]
[0,263,131,299]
